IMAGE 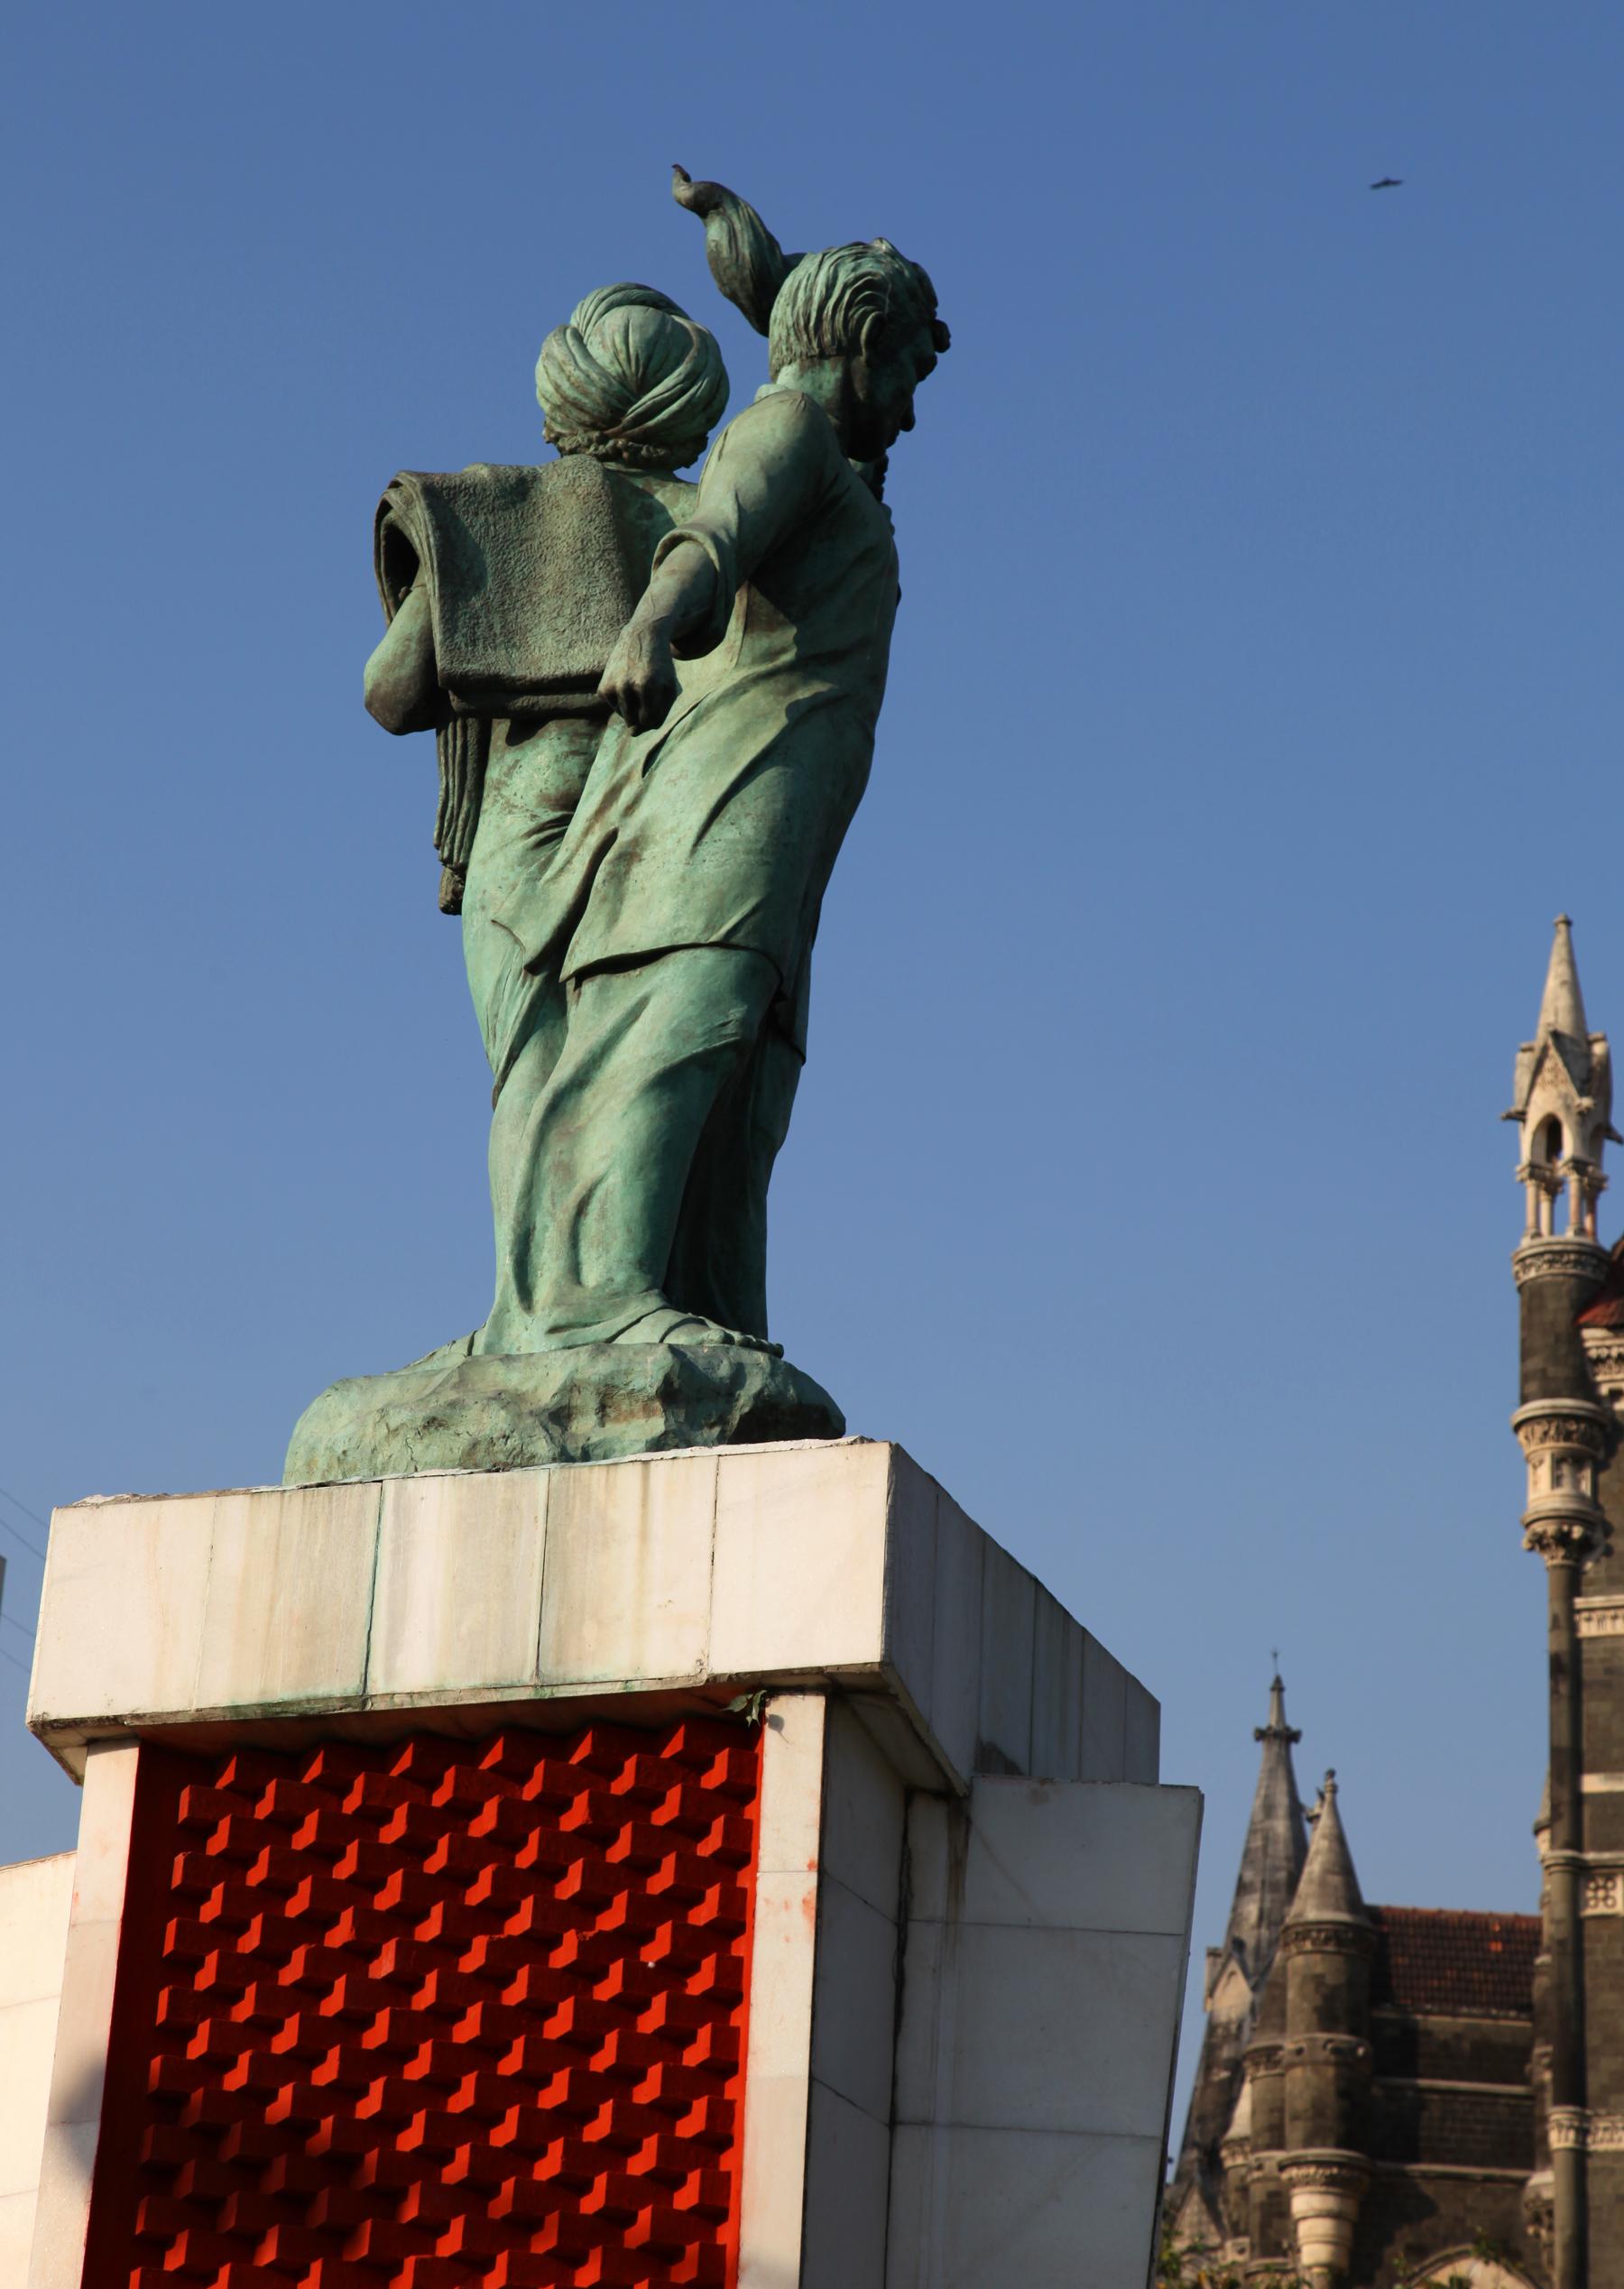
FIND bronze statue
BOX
[286,178,948,1478]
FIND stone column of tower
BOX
[1243,1949,1296,2266]
[1167,1675,1309,2251]
[1278,1773,1374,2285]
[1506,916,1620,2289]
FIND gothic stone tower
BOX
[1278,1774,1375,2284]
[1508,916,1624,2284]
[1180,1729,1543,2279]
[1170,1677,1310,2240]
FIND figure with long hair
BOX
[474,180,949,1358]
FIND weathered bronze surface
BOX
[286,180,946,1481]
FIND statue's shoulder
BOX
[386,459,624,503]
[716,385,839,463]
[459,458,614,503]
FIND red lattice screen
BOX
[86,1717,761,2289]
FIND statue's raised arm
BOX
[669,164,800,337]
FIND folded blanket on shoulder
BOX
[374,457,675,914]
[374,457,659,714]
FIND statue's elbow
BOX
[364,670,420,734]
[364,635,439,735]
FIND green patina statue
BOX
[285,173,948,1481]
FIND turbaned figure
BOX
[285,173,948,1481]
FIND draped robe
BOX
[475,384,904,1350]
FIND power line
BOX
[0,1492,48,1565]
[0,1514,47,1564]
[0,1481,50,1532]
[0,1642,31,1676]
[2,1611,35,1645]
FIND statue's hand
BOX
[599,614,678,734]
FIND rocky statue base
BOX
[284,1340,844,1481]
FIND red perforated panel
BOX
[86,1719,761,2289]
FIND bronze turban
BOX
[535,283,730,471]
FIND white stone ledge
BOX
[28,1439,1158,1795]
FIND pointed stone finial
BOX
[1286,1768,1368,1927]
[1537,914,1588,1044]
[1255,1670,1302,1748]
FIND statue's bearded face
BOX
[848,320,940,460]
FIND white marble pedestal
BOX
[13,1437,1201,2289]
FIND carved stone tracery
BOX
[1281,2151,1370,2283]
[1278,1920,1374,1961]
[1522,2169,1554,2252]
[1575,1597,1624,1638]
[1547,2105,1624,2151]
[1511,1402,1610,1561]
[1523,1513,1602,1563]
[1512,1237,1610,1288]
[1280,2154,1370,2194]
[1583,1328,1624,1410]
[1514,1408,1610,1457]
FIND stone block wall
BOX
[1368,2081,1533,2172]
[0,1854,75,2277]
[1349,2171,1535,2284]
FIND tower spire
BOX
[1286,1771,1367,1929]
[1168,1672,1309,2237]
[1508,915,1615,1247]
[1259,1670,1294,1744]
[1230,1670,1310,1970]
[1538,916,1589,1043]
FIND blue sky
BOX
[3,1,1620,2140]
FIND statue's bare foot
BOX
[614,1304,783,1357]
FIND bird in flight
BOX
[1370,176,1404,190]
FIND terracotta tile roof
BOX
[1577,1240,1624,1328]
[1368,1906,1539,2018]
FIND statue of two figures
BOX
[285,173,948,1482]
